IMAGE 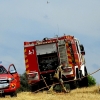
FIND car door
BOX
[8,64,20,89]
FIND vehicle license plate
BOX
[0,90,4,93]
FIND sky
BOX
[0,0,100,83]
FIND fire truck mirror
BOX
[80,44,85,55]
[80,44,84,51]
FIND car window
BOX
[0,66,8,74]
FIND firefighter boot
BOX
[62,87,68,93]
[47,84,54,93]
[60,82,67,93]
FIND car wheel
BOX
[10,91,17,97]
[1,93,5,98]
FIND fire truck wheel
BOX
[30,81,44,92]
[71,80,79,89]
[64,83,71,93]
[10,91,17,97]
[78,70,83,87]
[54,83,70,93]
[80,77,88,87]
[71,68,80,89]
[82,67,88,87]
[1,93,5,98]
[79,67,88,87]
[82,77,88,87]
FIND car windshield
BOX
[0,66,8,74]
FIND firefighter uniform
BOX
[48,64,68,93]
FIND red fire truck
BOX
[0,64,20,97]
[24,35,88,91]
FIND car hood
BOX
[0,74,13,80]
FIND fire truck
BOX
[24,35,88,91]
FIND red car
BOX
[0,64,20,97]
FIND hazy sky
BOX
[0,0,100,83]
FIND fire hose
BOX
[33,68,100,93]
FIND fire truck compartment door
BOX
[36,43,57,55]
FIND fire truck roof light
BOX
[24,35,75,47]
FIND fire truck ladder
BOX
[58,40,68,65]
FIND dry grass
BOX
[1,86,100,100]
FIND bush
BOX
[87,75,96,86]
[18,72,31,92]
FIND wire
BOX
[33,68,100,93]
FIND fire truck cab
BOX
[24,35,88,90]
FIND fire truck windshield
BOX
[0,66,8,74]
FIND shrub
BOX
[18,72,31,92]
[87,75,96,86]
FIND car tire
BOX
[1,93,5,98]
[10,91,17,97]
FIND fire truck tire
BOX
[79,67,88,87]
[30,81,44,92]
[82,77,88,87]
[78,70,83,87]
[54,83,70,93]
[70,68,79,89]
[30,84,39,92]
[82,67,88,87]
[10,91,17,97]
[72,80,79,89]
[74,68,80,88]
[64,83,71,93]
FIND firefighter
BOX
[48,61,68,93]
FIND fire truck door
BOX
[75,40,83,63]
[8,64,20,88]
